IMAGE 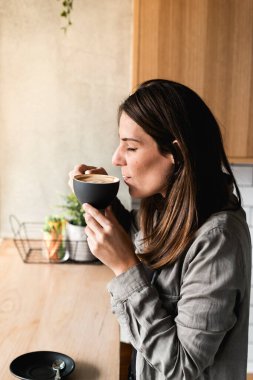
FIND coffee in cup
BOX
[76,175,118,184]
[73,174,120,209]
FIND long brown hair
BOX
[118,79,241,269]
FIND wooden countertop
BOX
[0,240,119,379]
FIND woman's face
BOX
[112,112,175,199]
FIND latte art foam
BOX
[75,174,119,184]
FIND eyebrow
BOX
[121,137,141,143]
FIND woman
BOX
[69,80,251,379]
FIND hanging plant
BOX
[58,0,74,32]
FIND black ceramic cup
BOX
[73,174,120,209]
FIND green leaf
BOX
[57,193,86,226]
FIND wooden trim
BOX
[229,157,253,165]
[132,0,141,90]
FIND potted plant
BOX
[59,193,96,262]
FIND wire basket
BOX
[9,215,99,264]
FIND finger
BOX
[105,206,119,225]
[85,167,108,175]
[69,165,97,178]
[85,213,103,234]
[68,168,85,180]
[84,225,95,239]
[76,164,96,173]
[68,178,74,192]
[68,165,97,192]
[84,226,96,250]
[68,170,77,179]
[83,203,110,228]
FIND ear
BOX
[165,150,175,164]
[171,140,183,170]
[172,139,180,148]
[164,140,181,165]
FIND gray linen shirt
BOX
[108,206,252,379]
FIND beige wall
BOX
[0,0,132,236]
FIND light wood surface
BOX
[132,0,253,163]
[0,240,119,379]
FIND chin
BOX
[129,188,141,198]
[129,188,150,199]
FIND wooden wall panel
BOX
[133,0,253,162]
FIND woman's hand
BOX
[68,164,107,191]
[83,203,139,276]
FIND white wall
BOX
[231,164,253,372]
[0,0,132,236]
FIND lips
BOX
[122,175,131,183]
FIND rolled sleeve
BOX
[107,263,150,301]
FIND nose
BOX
[112,146,126,167]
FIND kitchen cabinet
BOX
[132,0,253,163]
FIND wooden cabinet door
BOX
[133,0,253,163]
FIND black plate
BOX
[10,351,75,380]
